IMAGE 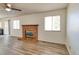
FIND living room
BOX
[0,3,79,55]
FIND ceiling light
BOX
[7,4,11,7]
[5,8,11,11]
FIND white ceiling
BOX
[0,3,68,18]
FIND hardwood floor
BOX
[0,35,69,55]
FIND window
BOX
[13,20,20,29]
[44,16,60,31]
[0,22,2,28]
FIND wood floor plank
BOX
[0,35,69,55]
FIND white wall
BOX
[0,9,66,44]
[67,4,79,54]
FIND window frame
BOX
[13,20,20,29]
[44,16,61,32]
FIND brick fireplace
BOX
[22,25,38,41]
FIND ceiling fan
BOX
[4,3,22,11]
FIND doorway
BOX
[4,20,10,35]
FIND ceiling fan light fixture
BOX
[5,8,11,11]
[7,4,11,7]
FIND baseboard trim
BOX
[39,40,65,46]
[65,44,71,55]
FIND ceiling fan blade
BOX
[3,3,22,11]
[11,8,22,11]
